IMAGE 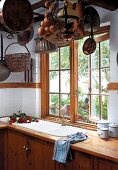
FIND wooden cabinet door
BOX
[7,130,27,170]
[56,151,93,170]
[27,137,55,170]
[0,130,5,170]
[73,151,94,170]
[94,157,118,170]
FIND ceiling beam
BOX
[32,1,46,10]
[82,0,118,11]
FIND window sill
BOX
[42,115,97,131]
[0,83,41,88]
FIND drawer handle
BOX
[23,145,31,151]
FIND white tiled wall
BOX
[108,9,118,123]
[0,24,41,118]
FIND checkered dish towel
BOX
[53,132,88,164]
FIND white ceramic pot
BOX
[99,128,109,139]
[109,123,118,138]
[97,120,109,135]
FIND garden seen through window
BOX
[49,35,110,123]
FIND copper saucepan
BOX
[2,0,33,31]
[83,37,96,55]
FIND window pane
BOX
[78,94,89,122]
[60,46,70,69]
[91,95,100,120]
[49,51,59,70]
[101,68,110,94]
[61,70,70,93]
[101,40,110,67]
[49,71,59,92]
[91,69,99,94]
[101,95,108,120]
[60,94,70,117]
[91,44,99,68]
[49,94,59,116]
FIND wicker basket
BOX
[5,42,31,72]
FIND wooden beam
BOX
[85,25,110,36]
[82,0,118,11]
[32,1,46,10]
[95,33,110,43]
[70,40,78,123]
[0,83,41,88]
[107,83,118,90]
[40,53,49,118]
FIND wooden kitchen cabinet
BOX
[6,129,118,170]
[56,150,93,170]
[7,130,55,170]
[94,157,118,170]
[0,130,6,170]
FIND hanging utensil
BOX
[84,6,100,32]
[17,26,34,46]
[2,0,33,31]
[83,7,96,55]
[0,33,11,82]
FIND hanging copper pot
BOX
[2,0,33,31]
[17,26,34,46]
[84,6,100,32]
[0,33,10,82]
[0,11,15,39]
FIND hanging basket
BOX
[5,42,31,72]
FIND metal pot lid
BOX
[97,120,109,124]
[109,123,118,128]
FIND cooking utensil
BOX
[84,6,100,32]
[83,7,96,55]
[3,0,33,31]
[17,26,34,46]
[0,33,10,82]
[0,11,14,38]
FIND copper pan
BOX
[2,0,33,31]
[17,26,34,46]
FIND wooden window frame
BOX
[40,26,110,125]
[49,47,71,117]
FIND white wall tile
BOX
[108,91,118,106]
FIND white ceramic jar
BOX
[99,128,109,139]
[97,120,109,135]
[109,123,118,137]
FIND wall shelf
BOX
[107,83,118,90]
[0,83,41,88]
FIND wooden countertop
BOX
[0,122,118,163]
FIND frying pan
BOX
[2,0,33,31]
[83,7,96,55]
[0,33,10,82]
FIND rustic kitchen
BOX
[0,0,118,170]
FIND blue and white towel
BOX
[53,132,88,164]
